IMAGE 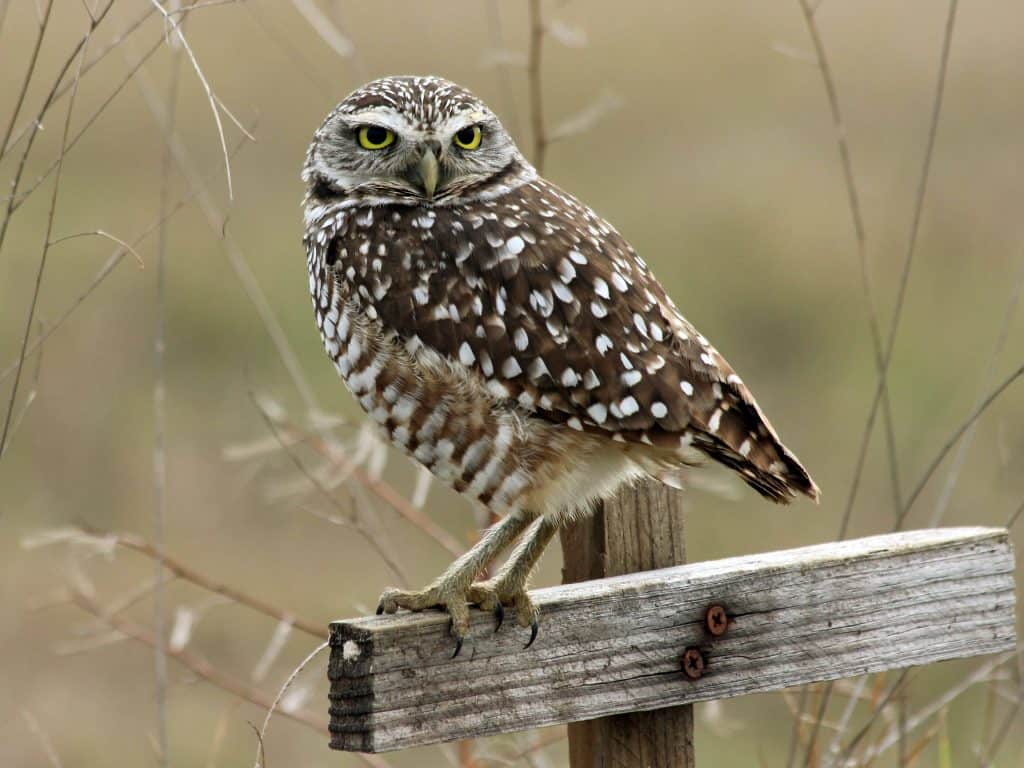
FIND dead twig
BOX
[78,527,325,638]
[68,589,329,736]
[1,9,98,461]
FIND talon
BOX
[525,620,539,649]
[376,601,384,615]
[451,638,463,659]
[493,601,504,633]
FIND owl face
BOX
[305,76,522,206]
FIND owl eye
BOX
[357,125,395,150]
[453,125,482,150]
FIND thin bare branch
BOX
[148,0,237,199]
[289,0,354,58]
[859,651,1019,764]
[2,3,170,155]
[133,67,321,416]
[281,419,465,557]
[252,396,410,586]
[1,15,95,461]
[69,589,330,736]
[0,0,53,164]
[834,669,912,765]
[253,640,330,768]
[838,0,960,537]
[1006,497,1024,531]
[244,1,332,92]
[20,710,63,768]
[0,1,115,268]
[930,252,1024,525]
[152,36,186,768]
[76,527,325,638]
[48,230,145,267]
[896,360,1024,529]
[795,0,903,532]
[6,33,166,214]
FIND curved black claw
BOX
[375,601,384,616]
[493,601,505,633]
[525,620,539,649]
[448,618,464,659]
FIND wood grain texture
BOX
[327,527,1016,753]
[561,482,694,768]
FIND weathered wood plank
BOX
[561,481,694,768]
[328,527,1016,753]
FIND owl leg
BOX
[466,515,560,648]
[376,511,533,657]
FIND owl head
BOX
[304,76,524,206]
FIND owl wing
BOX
[330,178,817,502]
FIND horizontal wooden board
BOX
[328,527,1016,753]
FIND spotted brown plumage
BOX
[303,76,818,652]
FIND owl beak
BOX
[415,148,440,200]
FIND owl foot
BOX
[466,580,540,648]
[376,584,473,658]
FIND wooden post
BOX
[560,481,694,768]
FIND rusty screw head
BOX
[681,647,705,680]
[705,604,728,637]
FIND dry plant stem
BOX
[254,639,330,768]
[3,3,166,156]
[68,590,331,737]
[289,0,354,58]
[895,361,1024,529]
[152,41,186,768]
[834,668,911,765]
[244,1,332,92]
[282,420,464,558]
[0,128,250,387]
[930,253,1024,526]
[0,0,53,163]
[978,673,1024,766]
[0,1,115,269]
[858,651,1019,764]
[20,709,64,768]
[147,0,235,199]
[253,399,410,585]
[824,675,872,762]
[0,0,10,42]
[0,14,96,461]
[837,0,959,540]
[527,0,546,174]
[794,3,961,763]
[1006,497,1024,530]
[134,70,321,416]
[7,32,166,214]
[91,530,325,638]
[795,0,902,519]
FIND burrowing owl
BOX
[303,76,818,655]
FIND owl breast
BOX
[305,201,649,519]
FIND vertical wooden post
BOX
[560,481,695,768]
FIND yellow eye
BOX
[453,125,482,150]
[357,125,395,150]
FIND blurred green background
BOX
[1,1,1022,766]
